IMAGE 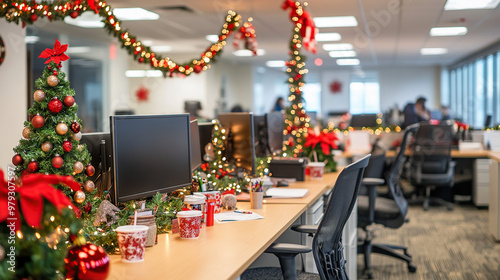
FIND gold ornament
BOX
[83,180,95,192]
[77,144,84,151]
[47,75,59,87]
[74,190,86,204]
[33,90,46,102]
[22,127,31,139]
[56,123,68,135]
[72,131,82,141]
[41,142,54,153]
[74,161,84,174]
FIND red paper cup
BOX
[116,225,148,262]
[203,191,222,213]
[308,162,325,180]
[177,211,203,239]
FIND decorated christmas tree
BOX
[11,40,97,217]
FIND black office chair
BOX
[409,122,456,210]
[264,154,371,280]
[357,124,419,279]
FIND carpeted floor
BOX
[241,202,500,280]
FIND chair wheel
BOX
[408,264,417,273]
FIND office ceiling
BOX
[33,0,500,69]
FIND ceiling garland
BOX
[0,0,257,77]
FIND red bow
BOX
[222,189,235,195]
[38,39,70,65]
[0,170,81,231]
[282,0,318,54]
[304,129,339,155]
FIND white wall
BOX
[320,70,352,116]
[0,21,27,170]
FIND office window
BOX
[349,81,380,114]
[461,66,469,123]
[450,69,457,117]
[302,83,322,115]
[486,55,494,126]
[496,54,500,125]
[474,59,485,128]
[456,68,463,119]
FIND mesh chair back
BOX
[413,123,453,173]
[312,154,370,280]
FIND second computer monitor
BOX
[266,111,284,155]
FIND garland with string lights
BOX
[0,0,257,77]
[281,0,317,157]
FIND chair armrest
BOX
[266,243,312,254]
[362,178,385,186]
[291,224,318,235]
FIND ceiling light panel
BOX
[430,27,467,36]
[444,0,500,10]
[322,43,354,51]
[420,48,448,55]
[329,50,357,58]
[315,33,342,42]
[314,16,358,27]
[112,8,159,21]
[336,59,360,66]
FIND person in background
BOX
[441,105,451,121]
[230,104,244,112]
[402,96,430,128]
[273,97,285,112]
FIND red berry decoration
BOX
[84,201,92,213]
[31,115,45,128]
[52,155,64,169]
[85,165,95,177]
[48,97,63,113]
[63,140,73,152]
[65,243,110,280]
[12,154,23,166]
[30,13,38,22]
[70,121,81,133]
[64,96,75,107]
[27,161,39,173]
[53,70,58,75]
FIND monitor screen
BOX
[198,122,214,162]
[190,119,202,171]
[110,114,192,203]
[80,132,112,182]
[350,114,379,128]
[266,112,284,154]
[253,115,268,157]
[218,112,256,175]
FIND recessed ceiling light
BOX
[233,49,265,57]
[444,0,500,10]
[329,50,357,58]
[141,40,154,46]
[66,47,91,54]
[420,48,448,55]
[125,70,163,78]
[64,11,104,28]
[205,35,219,43]
[112,8,159,21]
[315,32,342,42]
[430,27,467,36]
[322,43,353,51]
[265,60,286,67]
[336,59,360,66]
[25,36,39,44]
[151,45,172,53]
[313,16,358,28]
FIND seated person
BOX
[402,96,430,128]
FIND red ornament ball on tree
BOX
[48,97,63,113]
[31,115,45,128]
[52,155,64,169]
[71,121,81,133]
[12,154,23,166]
[70,11,79,18]
[65,243,110,280]
[27,161,39,173]
[85,165,95,177]
[64,96,75,107]
[30,14,38,22]
[193,65,202,73]
[63,140,73,152]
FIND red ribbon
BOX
[0,169,81,231]
[304,129,339,155]
[282,0,318,54]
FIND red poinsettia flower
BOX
[38,39,70,64]
[304,128,339,155]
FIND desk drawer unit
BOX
[473,159,491,207]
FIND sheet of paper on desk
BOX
[265,188,309,198]
[215,212,264,222]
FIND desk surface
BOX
[489,152,500,162]
[384,149,490,158]
[108,202,306,280]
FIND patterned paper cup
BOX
[203,191,222,213]
[308,162,325,180]
[177,211,203,239]
[116,225,149,263]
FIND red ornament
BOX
[27,161,39,173]
[193,65,202,73]
[70,121,81,133]
[64,243,110,280]
[48,97,63,113]
[138,57,144,63]
[31,115,45,128]
[84,201,92,213]
[70,11,79,18]
[52,155,64,169]
[136,87,149,102]
[12,154,23,166]
[38,39,70,65]
[64,95,75,107]
[63,140,73,152]
[329,80,342,94]
[53,70,58,75]
[30,14,38,22]
[85,165,95,177]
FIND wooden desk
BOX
[108,202,306,280]
[488,152,500,241]
[385,149,490,158]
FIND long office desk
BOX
[385,149,490,158]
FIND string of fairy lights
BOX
[0,0,256,77]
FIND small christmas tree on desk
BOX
[11,40,96,217]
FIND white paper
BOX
[265,188,309,198]
[215,211,264,222]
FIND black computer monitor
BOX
[253,115,268,157]
[110,114,192,203]
[266,111,284,154]
[350,114,379,128]
[198,122,214,162]
[80,132,112,182]
[218,112,256,175]
[190,119,202,171]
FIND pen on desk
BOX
[234,210,253,214]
